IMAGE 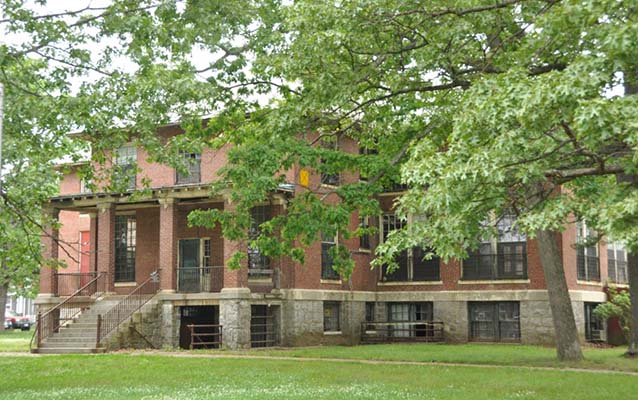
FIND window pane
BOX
[114,215,136,282]
[323,302,340,332]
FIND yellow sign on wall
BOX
[299,169,309,187]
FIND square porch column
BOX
[97,201,116,293]
[88,213,98,273]
[39,207,60,296]
[159,198,177,292]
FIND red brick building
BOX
[34,123,625,352]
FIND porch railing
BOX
[361,321,444,344]
[248,268,280,289]
[96,270,160,347]
[177,266,224,293]
[55,272,99,296]
[31,272,107,351]
[250,314,278,348]
[188,324,223,349]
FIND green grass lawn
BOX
[222,343,638,373]
[0,329,32,352]
[0,353,636,400]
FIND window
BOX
[584,303,605,342]
[463,214,527,280]
[248,206,270,277]
[115,146,137,189]
[176,151,202,184]
[321,232,340,280]
[358,146,378,182]
[607,241,628,284]
[323,302,340,332]
[576,221,600,281]
[388,302,433,338]
[320,140,339,186]
[469,302,520,342]
[380,214,440,282]
[359,216,371,250]
[365,302,376,327]
[114,215,136,282]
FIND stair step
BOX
[35,347,105,354]
[45,337,98,344]
[40,342,97,348]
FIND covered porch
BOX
[39,185,283,299]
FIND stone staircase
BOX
[36,297,121,354]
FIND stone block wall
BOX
[434,301,468,343]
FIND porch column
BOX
[39,206,59,296]
[88,213,98,273]
[219,288,251,349]
[222,198,248,288]
[97,201,116,293]
[159,198,177,292]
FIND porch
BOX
[40,185,284,298]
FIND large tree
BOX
[3,0,638,360]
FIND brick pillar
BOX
[222,198,248,288]
[159,198,177,292]
[97,201,116,292]
[88,213,98,273]
[39,207,60,296]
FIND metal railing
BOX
[361,321,444,344]
[96,270,160,347]
[31,272,107,351]
[55,272,99,296]
[177,266,223,293]
[188,324,223,349]
[251,314,278,348]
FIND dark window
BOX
[115,146,137,190]
[463,214,527,280]
[576,222,600,282]
[359,216,370,250]
[114,215,136,282]
[320,140,339,186]
[585,302,605,342]
[248,206,270,277]
[383,181,409,193]
[365,302,375,326]
[380,214,440,282]
[388,302,433,338]
[469,302,520,342]
[607,242,627,284]
[321,233,340,280]
[176,151,202,184]
[323,302,340,332]
[251,305,278,348]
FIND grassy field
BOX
[0,329,32,352]
[0,353,637,400]
[222,343,638,373]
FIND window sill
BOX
[247,278,272,284]
[114,282,137,287]
[378,281,443,286]
[576,280,603,287]
[320,279,342,284]
[356,249,372,254]
[323,331,342,336]
[320,183,339,190]
[607,282,629,288]
[458,279,530,285]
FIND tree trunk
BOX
[535,228,584,361]
[627,251,638,356]
[0,279,7,333]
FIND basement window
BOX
[323,302,341,332]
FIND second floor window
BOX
[359,216,371,250]
[320,140,339,186]
[607,241,627,284]
[176,151,202,184]
[380,214,440,282]
[463,214,527,280]
[115,146,137,190]
[576,221,600,282]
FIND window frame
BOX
[248,206,271,278]
[114,214,136,283]
[607,241,627,284]
[468,301,520,342]
[462,213,528,281]
[175,151,202,185]
[321,232,340,280]
[576,221,600,282]
[379,213,440,282]
[323,302,341,332]
[320,139,340,187]
[115,145,137,190]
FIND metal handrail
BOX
[361,320,445,344]
[188,324,223,349]
[96,270,160,347]
[30,272,107,352]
